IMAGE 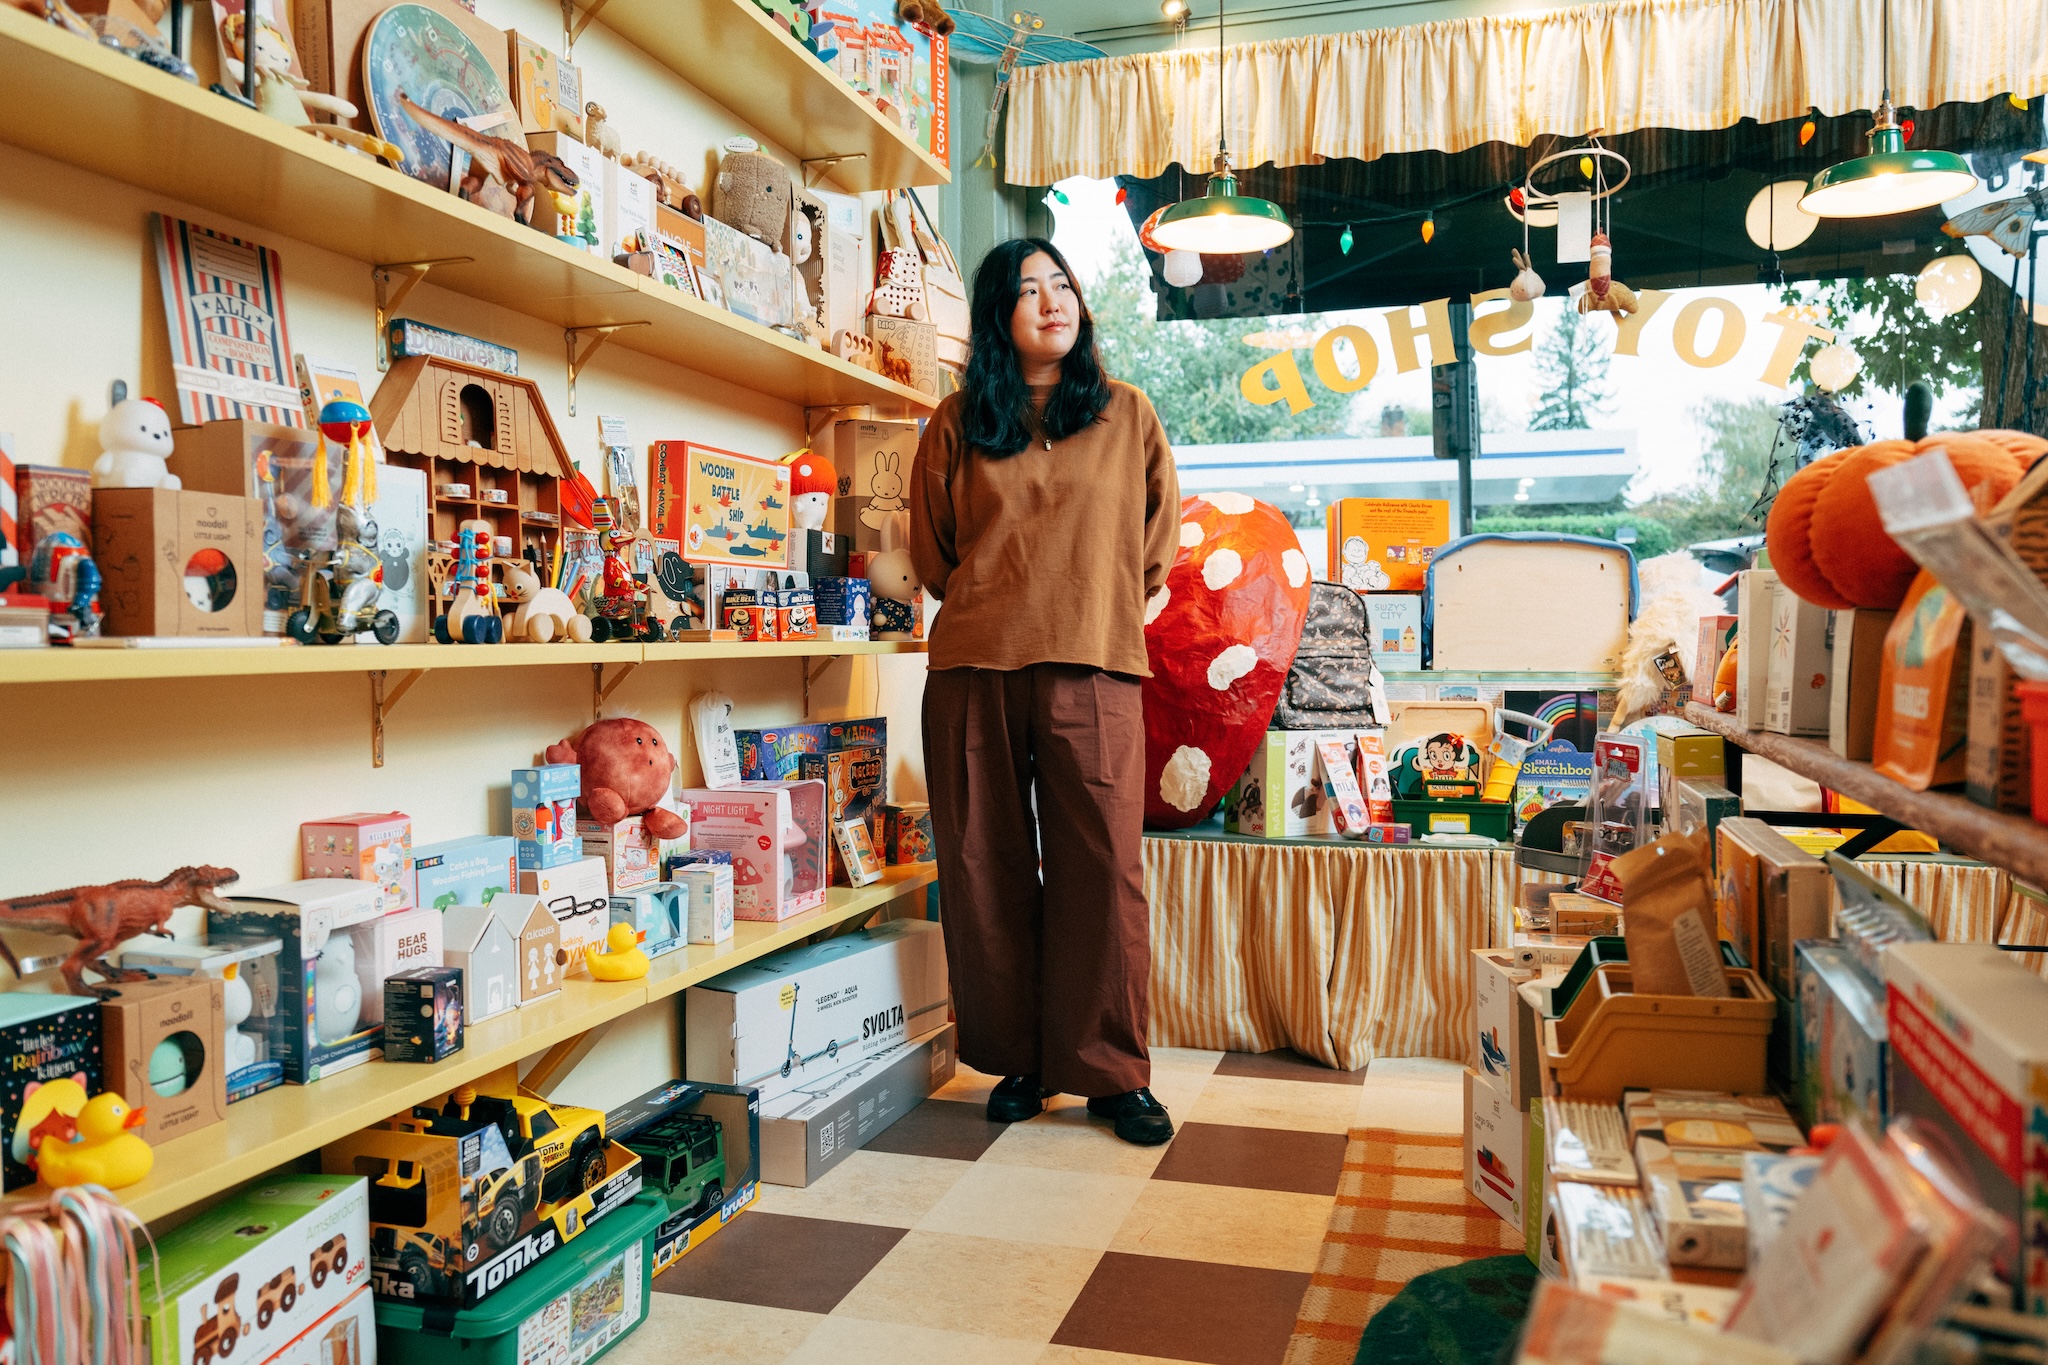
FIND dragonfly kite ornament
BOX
[945,7,1102,169]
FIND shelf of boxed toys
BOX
[0,8,936,415]
[111,862,936,1225]
[569,0,951,193]
[1683,702,2048,890]
[0,639,927,685]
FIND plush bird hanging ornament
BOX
[1577,232,1638,318]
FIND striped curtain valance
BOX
[1003,0,2048,186]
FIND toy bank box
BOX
[140,1173,369,1365]
[322,1066,643,1310]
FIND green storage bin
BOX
[375,1196,668,1363]
[1391,797,1514,841]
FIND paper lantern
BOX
[1162,250,1203,288]
[1809,436,2023,608]
[1142,493,1311,828]
[1916,255,1981,319]
[1764,451,1855,609]
[1809,343,1863,392]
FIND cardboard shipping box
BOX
[1464,1066,1528,1228]
[167,418,336,634]
[99,975,228,1145]
[1735,570,1777,730]
[760,1024,956,1186]
[824,420,921,552]
[92,487,266,637]
[1829,607,1895,760]
[1763,589,1832,737]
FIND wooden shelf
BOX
[1684,703,2048,888]
[105,864,935,1224]
[0,638,926,684]
[1381,671,1619,688]
[576,0,950,193]
[0,10,935,415]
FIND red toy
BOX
[545,719,689,840]
[1141,493,1313,829]
[0,867,241,996]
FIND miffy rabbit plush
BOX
[92,384,180,489]
[866,510,920,639]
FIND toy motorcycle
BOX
[287,506,400,645]
[585,530,667,643]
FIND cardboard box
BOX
[168,421,337,636]
[511,764,583,870]
[381,966,463,1062]
[265,1284,374,1365]
[1713,818,1832,999]
[652,203,709,298]
[1364,593,1423,666]
[824,420,921,552]
[365,460,428,643]
[607,1080,761,1272]
[300,811,413,912]
[1697,613,1737,702]
[734,717,887,781]
[1223,730,1318,837]
[700,214,794,327]
[517,856,612,972]
[1464,1066,1526,1227]
[882,802,934,864]
[442,899,521,1024]
[816,190,865,342]
[1884,941,2048,1313]
[578,813,664,894]
[1635,1135,1750,1269]
[1669,778,1740,859]
[1327,498,1450,593]
[677,864,735,945]
[1742,1151,1821,1268]
[410,834,517,911]
[554,58,584,138]
[1471,949,1534,1102]
[112,937,285,1104]
[866,314,939,395]
[99,974,227,1146]
[684,919,949,1107]
[799,529,850,580]
[320,1068,642,1308]
[680,781,830,920]
[14,463,90,561]
[508,30,558,135]
[363,906,444,1024]
[91,487,266,637]
[495,892,565,1004]
[138,1174,368,1365]
[811,0,950,160]
[1651,725,1724,816]
[1735,570,1777,730]
[761,1024,955,1186]
[608,156,658,262]
[525,130,606,255]
[1793,940,1887,1134]
[1764,589,1833,736]
[0,992,103,1190]
[1827,607,1894,760]
[210,879,385,1083]
[798,745,885,884]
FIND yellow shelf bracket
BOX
[593,660,639,721]
[523,1018,619,1097]
[805,404,856,440]
[561,0,611,57]
[565,323,649,417]
[370,668,428,768]
[800,153,869,188]
[373,258,474,370]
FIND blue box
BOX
[814,576,871,628]
[1794,939,1887,1134]
[735,717,888,781]
[410,835,518,910]
[610,883,685,958]
[511,765,582,870]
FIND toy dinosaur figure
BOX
[0,866,240,997]
[397,93,578,224]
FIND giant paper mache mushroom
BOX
[545,718,689,838]
[1142,493,1313,829]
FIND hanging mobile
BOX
[1521,141,1637,319]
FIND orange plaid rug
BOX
[1284,1127,1526,1365]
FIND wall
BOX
[0,1,930,1119]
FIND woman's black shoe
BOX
[986,1074,1047,1122]
[1086,1087,1174,1145]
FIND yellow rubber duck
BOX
[584,923,651,981]
[35,1092,154,1190]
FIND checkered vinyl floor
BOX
[605,1050,1463,1365]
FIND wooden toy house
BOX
[368,356,579,604]
[441,902,521,1025]
[492,893,564,1005]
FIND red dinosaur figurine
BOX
[0,866,240,997]
[397,92,579,225]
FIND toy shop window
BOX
[458,384,495,449]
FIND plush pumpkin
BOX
[1713,639,1740,711]
[1809,435,2027,609]
[1763,450,1855,609]
[1973,428,2048,467]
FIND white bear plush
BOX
[92,396,180,489]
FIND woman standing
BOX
[910,237,1181,1146]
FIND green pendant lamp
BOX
[1799,0,1976,218]
[1150,0,1294,254]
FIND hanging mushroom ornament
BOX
[1141,493,1312,829]
[1576,233,1638,318]
[1509,248,1546,302]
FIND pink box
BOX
[301,812,413,912]
[679,780,828,920]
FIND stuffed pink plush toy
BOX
[545,718,689,839]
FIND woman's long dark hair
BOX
[961,237,1112,458]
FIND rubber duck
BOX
[584,923,651,981]
[34,1092,154,1190]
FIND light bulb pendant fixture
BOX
[1339,224,1354,255]
[1799,0,1975,218]
[1149,0,1295,255]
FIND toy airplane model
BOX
[944,7,1103,168]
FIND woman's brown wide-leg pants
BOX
[921,663,1151,1097]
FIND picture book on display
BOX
[152,213,302,427]
[1515,740,1594,822]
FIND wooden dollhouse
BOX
[369,356,578,610]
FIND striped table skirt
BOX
[1142,838,2048,1073]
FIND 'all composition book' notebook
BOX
[152,213,303,427]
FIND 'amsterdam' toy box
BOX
[139,1173,369,1365]
[609,1079,762,1270]
[1884,941,2048,1314]
[210,880,386,1084]
[300,812,413,912]
[410,834,517,911]
[734,716,888,781]
[0,992,103,1190]
[373,1195,666,1365]
[261,1283,375,1365]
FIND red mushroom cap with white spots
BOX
[1142,492,1312,829]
